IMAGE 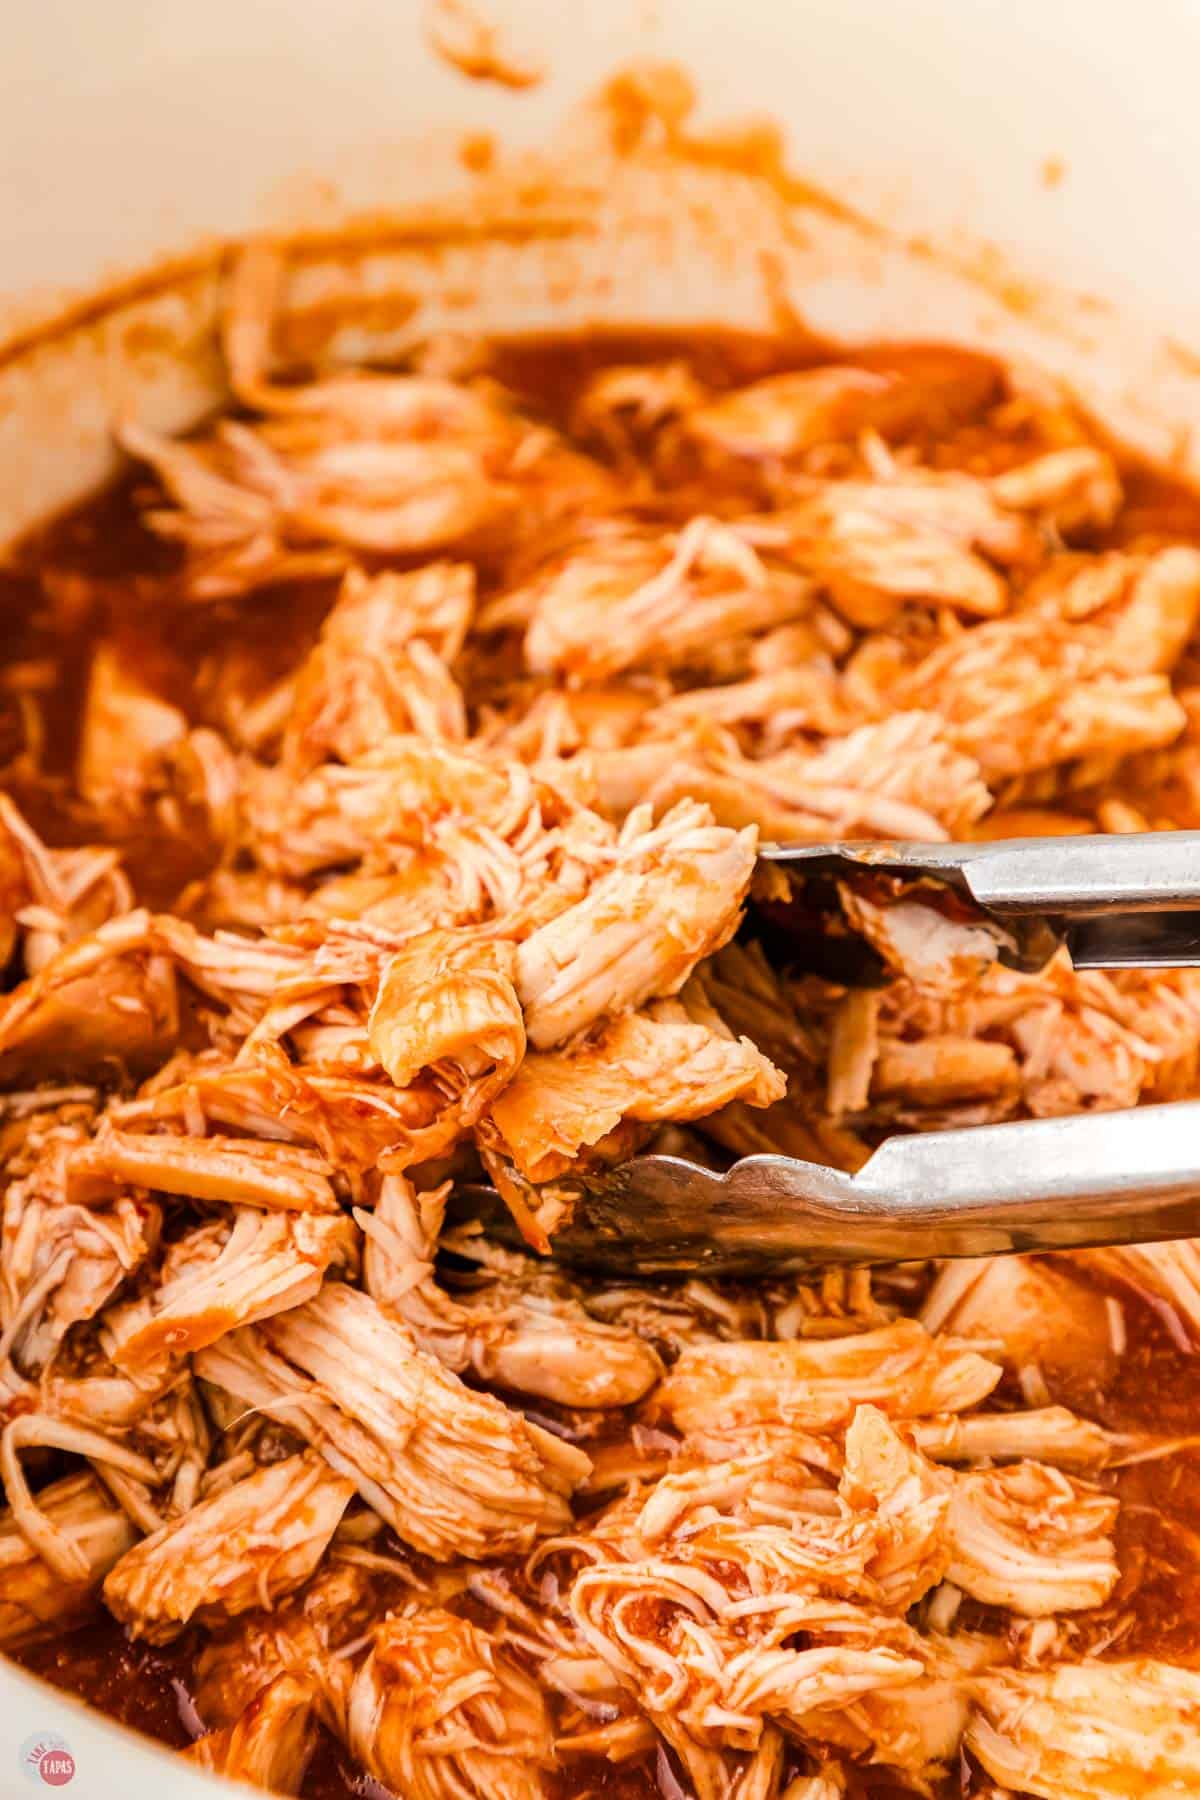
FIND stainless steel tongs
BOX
[461,831,1200,1276]
[756,829,1200,975]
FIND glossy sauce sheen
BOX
[6,330,1200,1799]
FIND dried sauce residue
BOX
[425,0,545,90]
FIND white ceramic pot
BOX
[2,0,1199,1792]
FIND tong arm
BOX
[462,1100,1200,1277]
[763,831,1200,917]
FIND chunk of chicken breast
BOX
[110,1210,358,1370]
[0,911,177,1083]
[368,929,525,1131]
[946,1460,1118,1616]
[1,1175,157,1375]
[486,1002,784,1183]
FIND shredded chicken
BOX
[5,262,1200,1800]
[514,801,756,1048]
[110,1209,357,1370]
[654,1320,1001,1434]
[967,1661,1200,1798]
[361,1173,664,1406]
[945,1461,1118,1616]
[487,1001,784,1182]
[195,1284,590,1559]
[185,1670,318,1793]
[0,911,178,1081]
[0,1471,135,1646]
[345,1608,556,1798]
[103,1451,354,1641]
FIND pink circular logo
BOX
[18,1735,76,1788]
[37,1751,75,1787]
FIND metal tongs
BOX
[758,830,1200,976]
[463,831,1200,1276]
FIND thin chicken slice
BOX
[911,1408,1113,1470]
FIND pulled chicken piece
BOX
[65,1129,341,1213]
[945,1460,1118,1616]
[967,1660,1200,1798]
[518,516,814,682]
[360,1174,663,1407]
[368,929,525,1144]
[0,912,177,1083]
[654,1320,1001,1435]
[344,1608,556,1799]
[185,1671,318,1793]
[486,1001,784,1182]
[109,1209,358,1370]
[514,801,755,1048]
[103,1450,354,1641]
[277,563,473,773]
[1,1144,158,1374]
[0,1471,136,1648]
[195,1284,590,1558]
